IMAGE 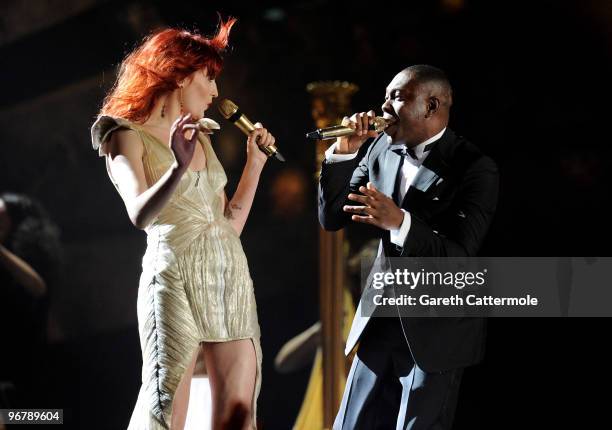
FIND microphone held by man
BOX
[306,114,395,140]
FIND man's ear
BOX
[426,97,440,118]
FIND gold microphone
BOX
[218,99,285,162]
[306,117,391,140]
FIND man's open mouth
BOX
[382,112,399,126]
[383,117,399,133]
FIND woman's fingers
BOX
[266,134,276,148]
[259,130,274,148]
[177,113,192,128]
[178,123,198,142]
[260,129,268,144]
[171,113,193,136]
[250,126,275,147]
[248,128,264,146]
[187,129,199,143]
[170,115,183,133]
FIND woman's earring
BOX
[160,102,166,118]
[179,86,184,115]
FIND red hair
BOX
[100,17,236,123]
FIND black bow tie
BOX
[391,142,434,160]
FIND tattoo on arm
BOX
[224,202,243,220]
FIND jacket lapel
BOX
[400,128,456,212]
[381,138,402,198]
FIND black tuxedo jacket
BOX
[318,128,499,372]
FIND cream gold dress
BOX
[91,116,262,429]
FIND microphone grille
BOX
[218,99,239,119]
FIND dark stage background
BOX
[1,0,611,428]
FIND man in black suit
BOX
[319,65,499,429]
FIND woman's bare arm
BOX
[223,123,272,236]
[223,163,264,236]
[106,115,198,229]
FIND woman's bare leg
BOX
[203,339,257,430]
[170,344,201,430]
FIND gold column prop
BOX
[307,81,358,429]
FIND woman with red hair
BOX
[91,18,272,430]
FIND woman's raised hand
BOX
[170,114,199,170]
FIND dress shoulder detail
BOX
[90,115,139,157]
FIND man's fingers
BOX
[341,116,356,129]
[354,112,363,135]
[361,112,370,133]
[351,214,377,225]
[366,111,377,136]
[343,205,374,216]
[347,193,376,207]
[358,184,379,197]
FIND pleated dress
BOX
[91,116,262,429]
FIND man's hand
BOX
[335,111,380,154]
[343,182,404,230]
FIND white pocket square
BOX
[412,166,439,192]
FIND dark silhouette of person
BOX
[0,193,62,408]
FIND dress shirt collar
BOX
[389,127,447,162]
